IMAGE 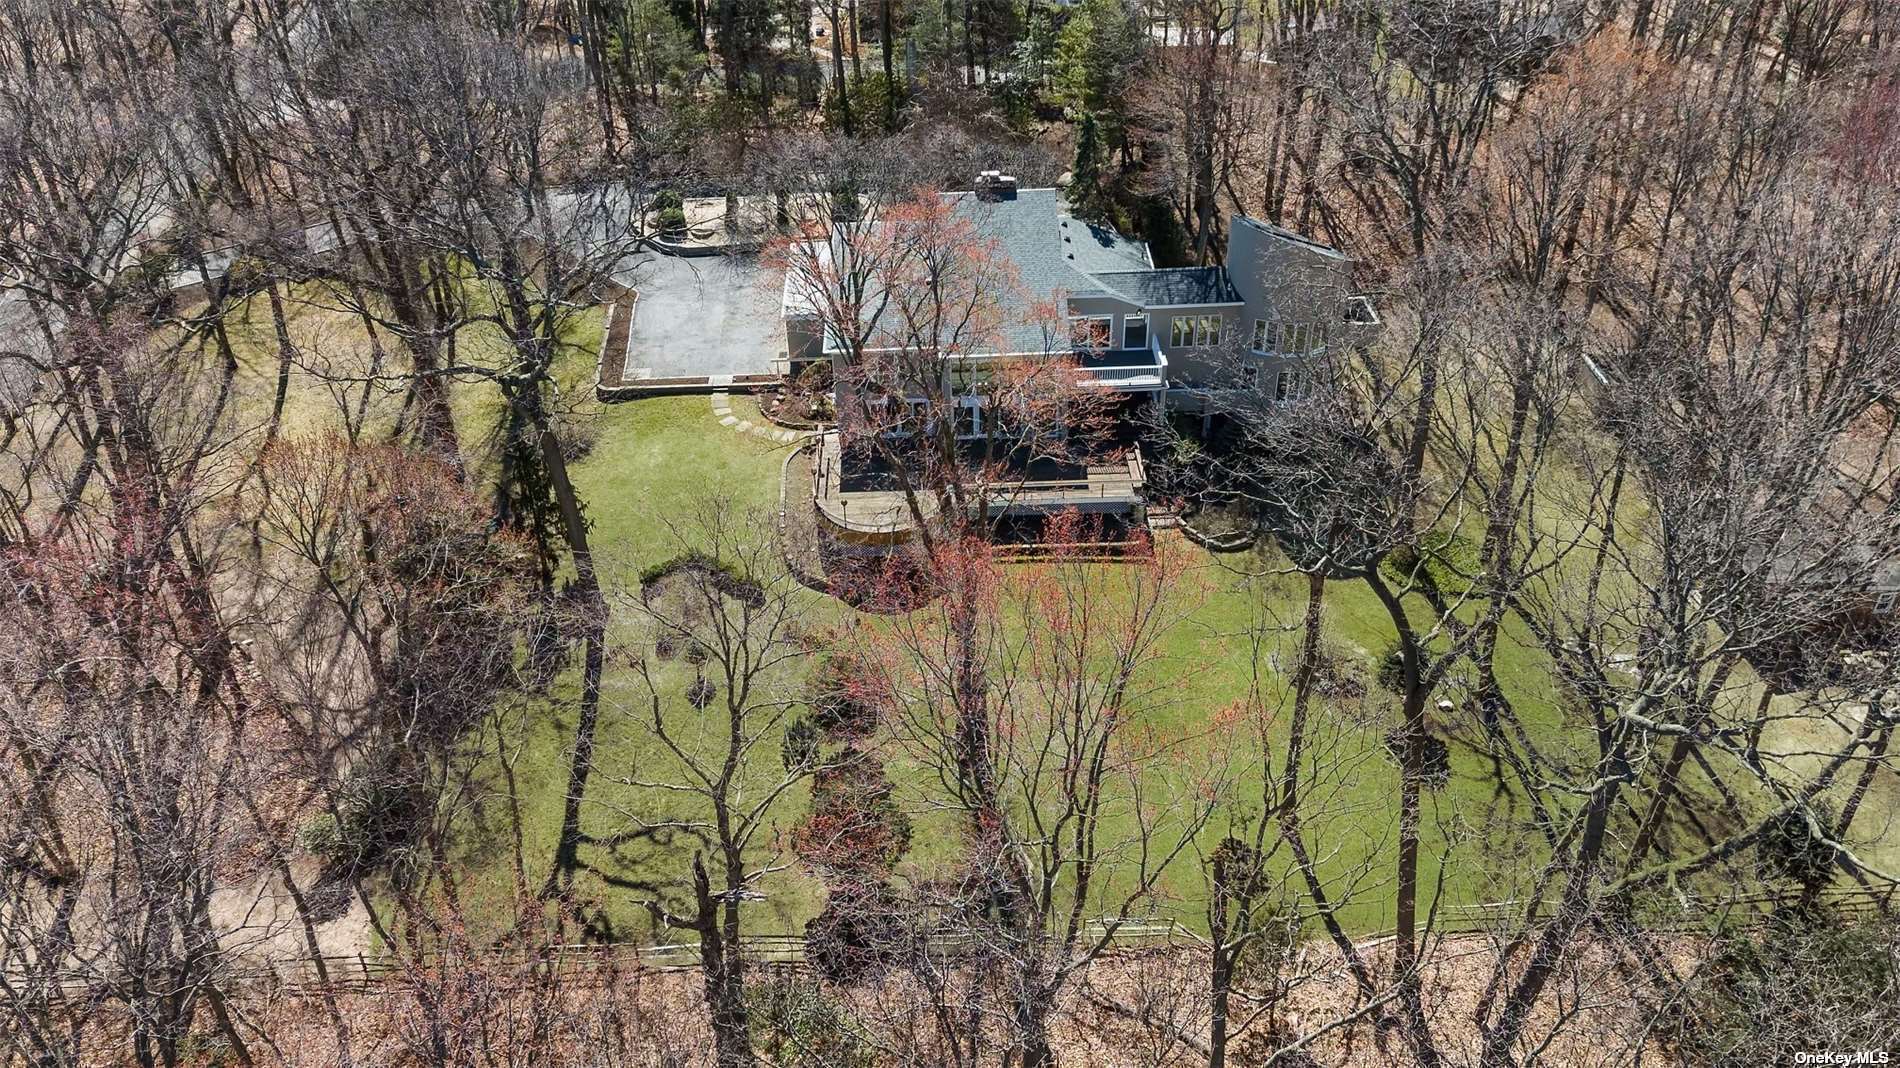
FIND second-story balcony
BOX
[1074,335,1168,392]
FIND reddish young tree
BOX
[769,181,1123,554]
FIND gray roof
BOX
[942,188,1151,351]
[800,188,1263,356]
[1093,267,1240,307]
[1234,215,1348,260]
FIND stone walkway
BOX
[711,389,814,446]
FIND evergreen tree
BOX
[1053,0,1144,155]
[1070,110,1107,221]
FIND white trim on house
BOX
[1169,313,1226,347]
[1122,314,1148,349]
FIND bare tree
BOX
[598,506,821,1068]
[838,521,1221,1068]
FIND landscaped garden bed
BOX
[759,362,836,428]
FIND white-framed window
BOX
[1253,322,1326,356]
[1123,314,1148,349]
[1070,315,1112,349]
[1275,370,1303,403]
[1877,591,1898,614]
[955,395,985,438]
[1172,314,1222,347]
[876,396,931,438]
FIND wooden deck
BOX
[812,432,1145,540]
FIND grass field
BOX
[441,392,1602,940]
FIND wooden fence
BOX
[9,887,1892,1002]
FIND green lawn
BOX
[447,395,832,940]
[197,285,1899,945]
[195,283,1582,939]
[443,394,1590,941]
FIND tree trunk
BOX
[1365,568,1443,1068]
[1479,724,1631,1067]
[830,3,853,133]
[881,0,896,129]
[694,854,758,1068]
[262,277,297,449]
[540,421,608,895]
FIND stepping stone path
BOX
[711,390,814,446]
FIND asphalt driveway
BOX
[622,254,783,380]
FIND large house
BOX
[785,173,1379,548]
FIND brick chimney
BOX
[973,170,1018,201]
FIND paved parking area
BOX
[622,254,783,381]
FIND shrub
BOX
[808,652,881,738]
[794,751,912,877]
[1375,642,1434,695]
[651,189,684,213]
[1311,638,1368,701]
[752,968,879,1061]
[554,412,599,462]
[301,759,427,872]
[1662,913,1900,1064]
[656,205,688,233]
[639,551,766,607]
[222,255,272,297]
[802,883,908,987]
[1757,802,1839,884]
[687,673,718,711]
[1382,727,1453,789]
[298,812,345,861]
[115,250,178,313]
[782,717,821,772]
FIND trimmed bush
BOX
[1757,802,1839,883]
[639,550,766,607]
[808,652,881,739]
[782,717,821,772]
[803,883,908,986]
[1382,727,1453,789]
[1376,642,1435,695]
